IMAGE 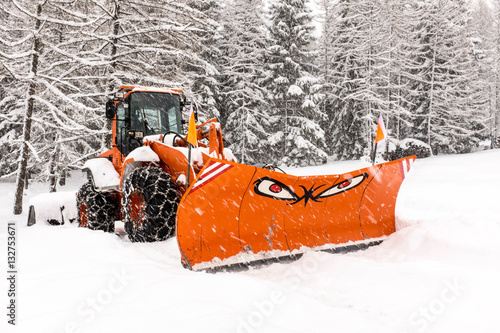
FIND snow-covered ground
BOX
[1,149,500,333]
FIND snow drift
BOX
[1,149,499,333]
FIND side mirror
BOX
[105,100,116,119]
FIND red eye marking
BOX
[338,180,351,189]
[270,184,282,193]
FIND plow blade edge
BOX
[176,156,415,270]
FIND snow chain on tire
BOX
[76,182,119,233]
[122,166,179,242]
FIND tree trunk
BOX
[105,1,121,147]
[59,169,66,187]
[427,30,438,156]
[494,3,500,149]
[13,3,43,215]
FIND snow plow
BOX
[27,85,415,271]
[177,156,415,270]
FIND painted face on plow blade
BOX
[253,173,368,206]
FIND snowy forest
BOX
[1,0,499,192]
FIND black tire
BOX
[122,167,179,242]
[76,182,119,233]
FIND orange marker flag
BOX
[186,104,198,147]
[375,112,387,145]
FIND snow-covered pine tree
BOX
[316,0,336,153]
[68,0,219,131]
[0,7,24,181]
[357,0,392,158]
[4,0,217,214]
[217,0,271,165]
[406,0,486,154]
[0,79,23,179]
[323,0,371,160]
[494,1,500,148]
[2,0,108,214]
[182,0,222,122]
[266,0,326,167]
[378,0,416,147]
[91,0,214,87]
[488,0,500,148]
[470,0,500,148]
[2,1,43,214]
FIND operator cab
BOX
[106,87,184,156]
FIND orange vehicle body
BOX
[97,86,183,176]
[76,85,232,235]
[73,85,416,271]
[176,156,416,270]
[96,85,227,190]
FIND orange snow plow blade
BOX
[176,156,416,270]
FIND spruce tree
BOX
[325,0,369,160]
[471,0,500,148]
[266,0,326,166]
[183,0,222,121]
[2,0,102,214]
[2,0,218,214]
[217,0,271,165]
[405,0,486,154]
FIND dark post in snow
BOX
[13,3,43,215]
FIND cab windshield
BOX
[115,91,182,156]
[130,91,181,134]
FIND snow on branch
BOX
[31,95,97,134]
[11,0,102,28]
[0,33,32,48]
[127,0,217,28]
[25,140,42,163]
[43,42,110,67]
[38,79,100,113]
[0,49,35,60]
[113,24,203,40]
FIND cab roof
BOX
[118,85,184,95]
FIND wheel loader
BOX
[77,85,236,242]
[28,85,416,271]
